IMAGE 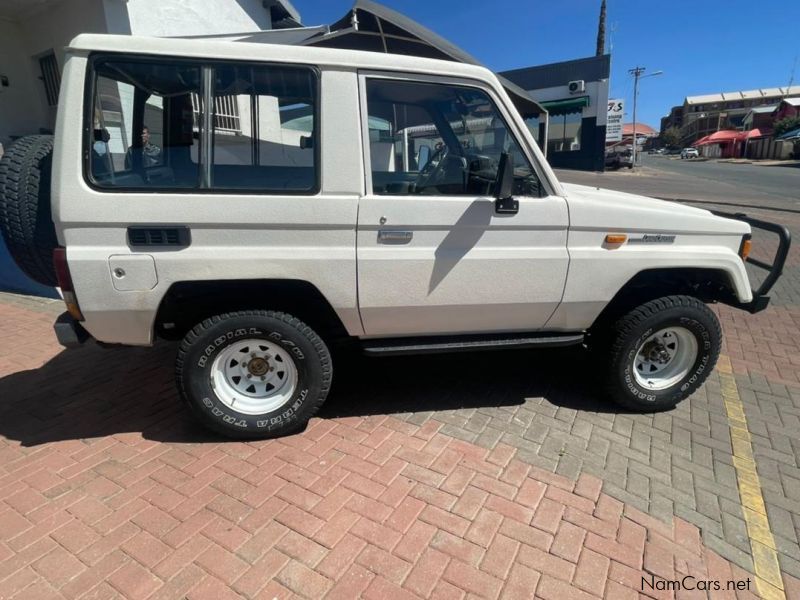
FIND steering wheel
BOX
[415,144,450,193]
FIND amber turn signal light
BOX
[605,234,627,245]
[740,239,752,260]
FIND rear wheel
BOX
[176,310,332,439]
[605,295,721,411]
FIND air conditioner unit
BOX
[568,80,586,94]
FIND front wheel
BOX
[605,295,721,411]
[176,311,332,439]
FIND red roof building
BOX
[607,123,658,150]
[622,123,658,137]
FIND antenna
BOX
[786,55,798,97]
[609,22,618,55]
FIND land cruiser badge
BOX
[629,234,676,244]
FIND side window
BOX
[87,59,317,193]
[211,64,317,192]
[90,60,202,189]
[365,79,542,197]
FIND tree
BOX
[774,116,800,137]
[596,0,606,56]
[660,126,681,149]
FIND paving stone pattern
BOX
[1,201,800,597]
[0,299,794,598]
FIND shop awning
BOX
[743,128,771,139]
[692,135,711,146]
[695,130,745,146]
[540,96,590,115]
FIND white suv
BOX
[0,34,789,438]
[681,147,700,159]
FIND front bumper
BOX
[54,312,90,348]
[712,210,792,313]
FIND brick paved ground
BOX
[2,201,800,599]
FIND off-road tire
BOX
[0,135,58,286]
[606,295,721,411]
[176,311,332,439]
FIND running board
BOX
[361,332,585,356]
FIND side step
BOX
[361,332,585,356]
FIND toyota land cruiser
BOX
[0,34,789,438]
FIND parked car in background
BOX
[605,149,633,170]
[681,148,699,159]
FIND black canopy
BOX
[301,0,546,119]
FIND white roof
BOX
[67,33,496,83]
[685,85,800,105]
[782,97,800,107]
[748,105,778,114]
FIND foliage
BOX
[774,116,800,137]
[660,126,682,149]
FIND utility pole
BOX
[628,66,663,167]
[629,67,644,167]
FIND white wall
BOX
[0,19,47,144]
[19,0,108,67]
[14,0,108,133]
[127,0,271,37]
[1,0,278,145]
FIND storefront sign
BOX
[606,99,624,142]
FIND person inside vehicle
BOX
[125,126,161,170]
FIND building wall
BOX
[529,80,608,172]
[0,19,48,144]
[0,0,277,297]
[775,102,799,122]
[1,0,275,147]
[0,0,109,141]
[660,105,682,134]
[501,74,608,171]
[746,137,794,160]
[679,89,800,144]
[126,0,271,37]
[19,0,108,67]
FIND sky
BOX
[296,0,800,129]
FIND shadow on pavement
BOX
[0,342,620,447]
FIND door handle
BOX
[378,230,413,244]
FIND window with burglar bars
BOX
[39,52,60,107]
[191,94,241,133]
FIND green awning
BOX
[540,96,590,116]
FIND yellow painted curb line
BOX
[717,355,785,600]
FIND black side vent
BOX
[128,227,190,248]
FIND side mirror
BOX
[494,152,518,215]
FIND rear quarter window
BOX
[85,56,319,194]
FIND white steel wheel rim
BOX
[210,339,298,415]
[632,327,698,391]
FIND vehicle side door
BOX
[356,72,569,337]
